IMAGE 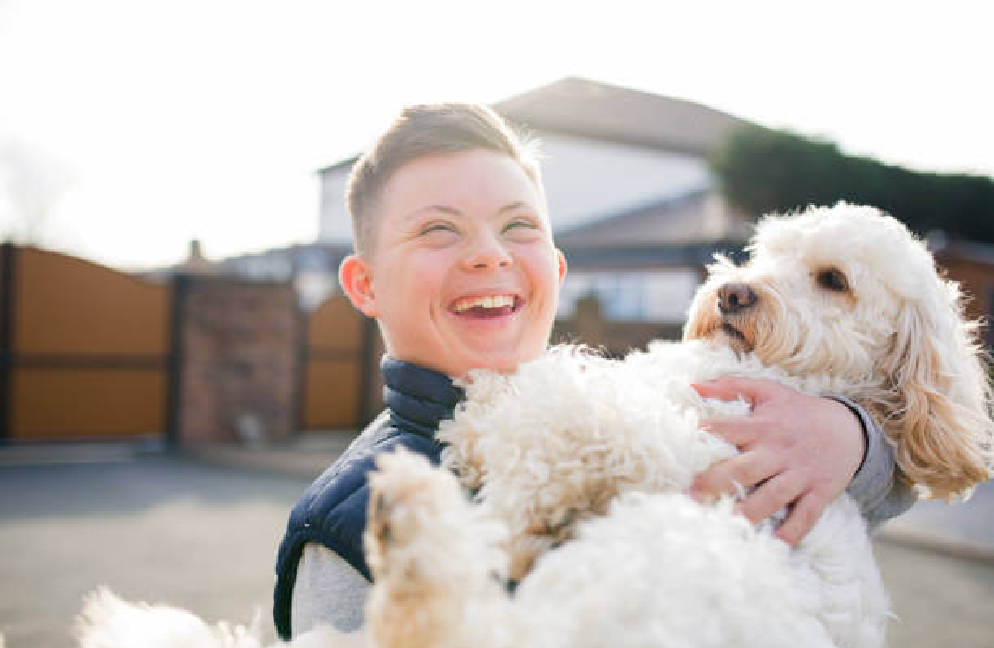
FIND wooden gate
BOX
[0,244,172,441]
[301,295,378,430]
[0,243,383,441]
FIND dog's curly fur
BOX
[74,204,993,648]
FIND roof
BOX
[495,77,751,157]
[556,190,704,248]
[318,155,359,175]
[318,77,752,174]
[554,189,752,249]
[560,240,748,271]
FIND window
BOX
[557,269,700,323]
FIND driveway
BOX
[0,450,991,648]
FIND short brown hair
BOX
[345,103,542,256]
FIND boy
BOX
[273,103,912,639]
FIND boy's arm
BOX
[824,395,918,528]
[291,543,370,637]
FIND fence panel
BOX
[302,295,366,430]
[3,246,171,440]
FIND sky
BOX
[0,0,991,270]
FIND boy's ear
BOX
[556,248,567,286]
[339,254,378,317]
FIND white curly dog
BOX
[75,204,993,648]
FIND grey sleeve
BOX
[290,542,371,636]
[825,395,918,528]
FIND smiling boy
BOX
[273,103,912,640]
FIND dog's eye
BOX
[816,268,849,292]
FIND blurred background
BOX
[1,1,992,646]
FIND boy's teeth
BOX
[454,295,515,312]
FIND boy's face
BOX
[340,149,566,378]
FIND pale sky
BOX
[1,0,991,270]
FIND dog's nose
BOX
[717,283,757,314]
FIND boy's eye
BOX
[420,222,456,236]
[503,218,539,234]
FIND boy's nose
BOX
[463,236,512,270]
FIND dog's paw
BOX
[365,451,512,648]
[364,448,469,578]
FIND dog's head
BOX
[685,203,992,499]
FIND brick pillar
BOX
[171,275,299,446]
[0,243,15,443]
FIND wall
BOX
[172,276,299,445]
[538,132,710,231]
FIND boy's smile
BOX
[340,149,566,378]
[450,293,521,317]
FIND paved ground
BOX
[0,455,304,647]
[1,440,992,647]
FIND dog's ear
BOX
[881,277,993,500]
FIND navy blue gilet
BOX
[272,357,464,640]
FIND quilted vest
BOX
[272,357,463,639]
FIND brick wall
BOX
[173,276,300,445]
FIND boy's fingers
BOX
[698,417,759,447]
[775,491,827,547]
[690,454,780,502]
[736,472,805,525]
[692,377,778,405]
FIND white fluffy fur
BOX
[75,204,993,648]
[74,588,266,648]
[400,341,887,648]
[74,588,359,648]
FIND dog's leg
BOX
[365,449,517,648]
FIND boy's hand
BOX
[688,378,866,546]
